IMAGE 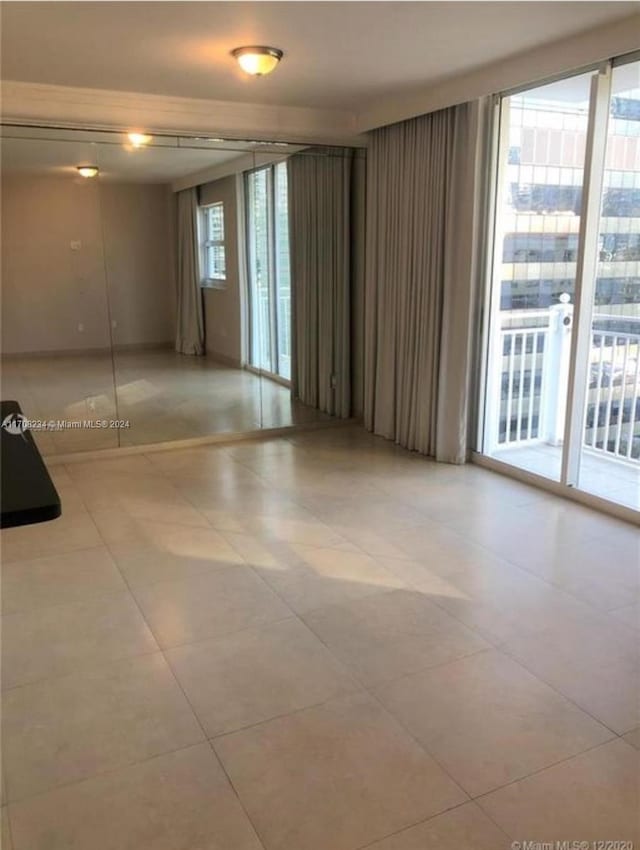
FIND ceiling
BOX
[0,135,248,183]
[1,1,636,111]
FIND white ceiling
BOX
[1,1,636,111]
[0,136,247,183]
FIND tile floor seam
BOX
[352,800,514,850]
[0,580,131,620]
[102,546,248,593]
[0,646,163,695]
[202,739,268,850]
[487,554,640,620]
[471,735,638,828]
[298,606,493,690]
[360,649,621,801]
[265,599,478,808]
[3,740,211,808]
[497,640,631,739]
[206,678,368,745]
[378,543,637,658]
[95,536,271,850]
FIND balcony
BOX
[486,304,640,511]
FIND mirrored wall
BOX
[1,126,364,455]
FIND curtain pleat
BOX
[364,103,481,462]
[175,187,205,356]
[288,149,353,418]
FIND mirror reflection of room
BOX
[1,129,363,453]
[1,131,119,454]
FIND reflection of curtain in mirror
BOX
[364,102,486,463]
[288,148,353,418]
[175,187,205,356]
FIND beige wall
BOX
[200,174,243,366]
[359,12,640,130]
[1,173,112,354]
[100,181,175,348]
[1,174,175,355]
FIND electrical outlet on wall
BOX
[330,374,337,389]
[78,323,84,333]
[70,241,81,251]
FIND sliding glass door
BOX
[576,59,640,508]
[245,162,291,381]
[482,55,640,512]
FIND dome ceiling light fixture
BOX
[232,46,283,76]
[128,132,153,147]
[77,165,99,178]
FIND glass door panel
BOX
[246,167,273,373]
[274,161,291,380]
[484,72,595,481]
[577,59,640,510]
[246,162,291,383]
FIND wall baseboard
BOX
[206,351,243,369]
[113,341,173,352]
[2,341,175,359]
[2,346,112,359]
[44,417,357,465]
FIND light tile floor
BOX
[2,350,329,455]
[1,424,639,849]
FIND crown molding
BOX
[0,80,367,147]
[356,12,640,132]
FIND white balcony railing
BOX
[488,304,640,464]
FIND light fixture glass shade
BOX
[128,132,152,147]
[77,165,99,178]
[232,46,283,76]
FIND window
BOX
[199,202,226,284]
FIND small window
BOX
[200,202,226,285]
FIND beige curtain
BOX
[175,187,205,356]
[364,101,484,463]
[288,148,353,418]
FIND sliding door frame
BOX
[244,162,291,385]
[561,64,612,486]
[478,51,640,515]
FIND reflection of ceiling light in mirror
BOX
[128,132,152,147]
[232,46,283,76]
[77,165,99,178]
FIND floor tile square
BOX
[8,743,263,850]
[2,653,204,800]
[302,589,489,686]
[109,524,244,587]
[167,617,358,736]
[214,691,466,850]
[374,650,613,796]
[2,592,158,688]
[479,739,640,842]
[253,544,406,615]
[1,547,126,615]
[132,566,291,648]
[501,618,640,734]
[0,512,103,563]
